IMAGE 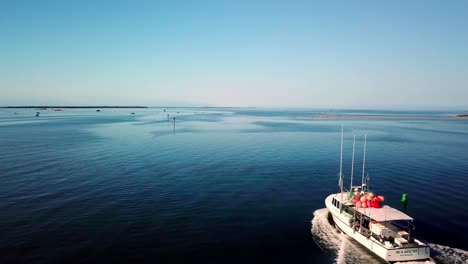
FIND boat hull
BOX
[325,194,430,263]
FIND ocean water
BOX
[0,108,467,263]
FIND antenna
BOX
[361,134,367,191]
[350,135,355,193]
[339,124,344,199]
[340,124,343,181]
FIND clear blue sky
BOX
[1,0,467,108]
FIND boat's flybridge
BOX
[325,126,430,262]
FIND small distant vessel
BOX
[54,108,62,111]
[96,109,101,112]
[325,126,431,263]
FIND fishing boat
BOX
[325,126,431,263]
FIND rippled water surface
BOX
[0,108,467,263]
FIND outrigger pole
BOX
[361,134,367,192]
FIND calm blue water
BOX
[0,108,467,263]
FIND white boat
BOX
[325,126,431,263]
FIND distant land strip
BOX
[307,114,468,119]
[1,106,148,109]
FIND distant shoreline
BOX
[0,106,148,109]
[307,114,468,119]
[0,106,257,109]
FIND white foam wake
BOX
[428,243,468,264]
[335,234,348,264]
[311,208,382,263]
[311,208,468,264]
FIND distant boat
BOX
[35,112,40,117]
[54,108,62,111]
[325,126,431,263]
[96,109,101,112]
[131,112,135,115]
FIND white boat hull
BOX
[325,194,430,263]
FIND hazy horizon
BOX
[2,1,468,109]
[2,104,467,112]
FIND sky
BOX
[1,0,468,108]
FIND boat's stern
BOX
[386,244,431,263]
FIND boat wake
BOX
[311,208,468,264]
[427,243,468,264]
[311,208,383,264]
